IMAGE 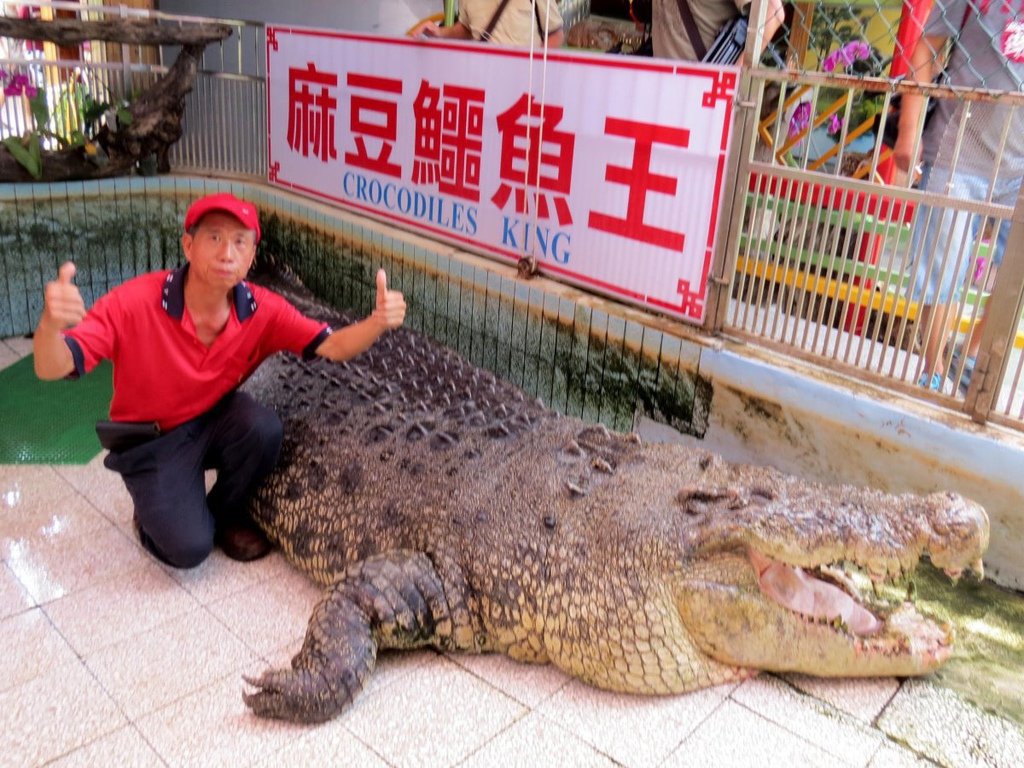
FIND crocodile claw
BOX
[243,667,343,724]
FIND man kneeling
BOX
[33,193,406,567]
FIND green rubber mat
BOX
[0,355,112,464]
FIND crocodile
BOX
[240,269,989,724]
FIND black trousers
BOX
[104,391,282,568]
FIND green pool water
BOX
[908,564,1024,727]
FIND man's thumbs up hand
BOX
[41,261,86,331]
[373,268,406,331]
[58,261,77,285]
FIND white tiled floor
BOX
[0,335,1018,768]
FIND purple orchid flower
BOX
[822,40,871,73]
[827,113,844,135]
[788,101,812,137]
[3,72,38,99]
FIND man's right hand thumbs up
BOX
[58,261,76,285]
[41,260,86,331]
[372,268,406,331]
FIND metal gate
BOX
[705,0,1024,429]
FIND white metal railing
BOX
[713,70,1024,428]
[707,0,1024,429]
[0,1,264,176]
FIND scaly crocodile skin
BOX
[240,269,988,723]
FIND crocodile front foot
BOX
[244,550,457,722]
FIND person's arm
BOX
[409,19,474,40]
[759,0,784,55]
[33,261,85,380]
[893,33,947,178]
[314,269,406,362]
[546,27,564,48]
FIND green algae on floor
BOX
[912,563,1024,728]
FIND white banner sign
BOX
[266,27,737,323]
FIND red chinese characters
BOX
[491,94,575,226]
[286,63,339,163]
[588,117,690,251]
[412,80,486,202]
[345,73,403,178]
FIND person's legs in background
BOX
[909,170,975,391]
[949,185,1015,393]
[915,305,952,391]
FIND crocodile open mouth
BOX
[748,549,955,641]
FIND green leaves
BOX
[2,135,43,179]
[28,89,49,130]
[81,92,110,129]
[1,76,135,179]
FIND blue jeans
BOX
[910,164,1015,305]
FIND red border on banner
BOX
[266,27,736,323]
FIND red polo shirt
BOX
[64,266,331,431]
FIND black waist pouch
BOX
[95,420,161,452]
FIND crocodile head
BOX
[674,467,989,679]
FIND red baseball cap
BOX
[183,193,261,244]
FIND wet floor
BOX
[1,334,1022,768]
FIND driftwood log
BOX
[0,17,232,182]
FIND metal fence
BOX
[707,0,1024,429]
[168,19,265,177]
[2,0,1023,430]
